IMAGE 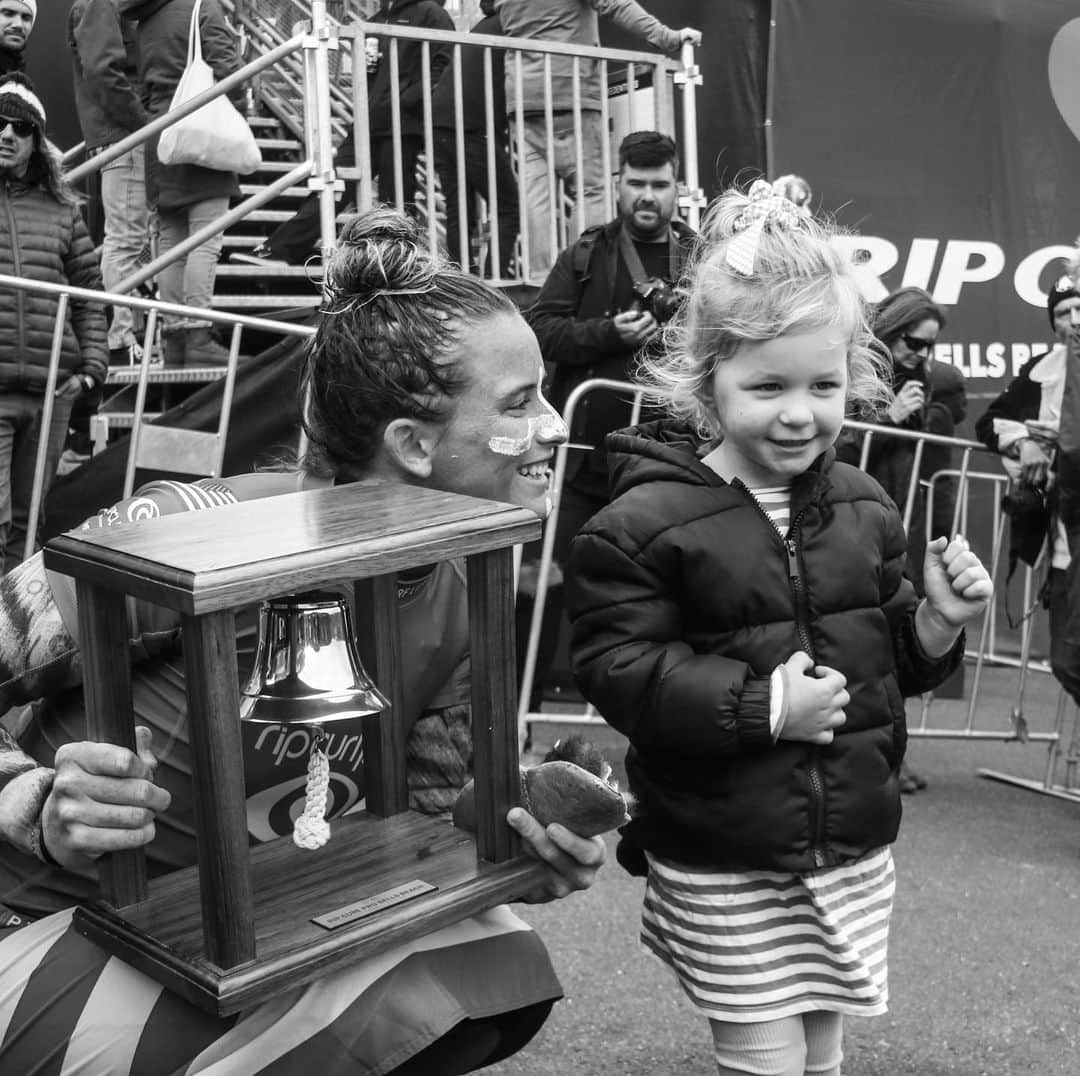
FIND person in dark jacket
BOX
[236,0,453,266]
[566,182,992,1074]
[836,287,965,593]
[975,271,1080,710]
[0,74,108,572]
[519,130,694,710]
[0,0,33,76]
[119,0,243,366]
[68,0,150,364]
[430,0,518,277]
[836,286,966,794]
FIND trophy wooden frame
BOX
[43,482,546,1015]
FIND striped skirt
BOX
[642,846,894,1023]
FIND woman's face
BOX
[890,316,939,373]
[426,312,567,517]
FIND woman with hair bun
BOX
[0,208,599,1072]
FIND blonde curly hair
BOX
[637,184,892,439]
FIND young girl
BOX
[565,180,993,1076]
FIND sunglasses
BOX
[0,117,36,138]
[901,333,935,355]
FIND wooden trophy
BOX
[43,482,546,1015]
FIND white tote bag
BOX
[157,0,261,174]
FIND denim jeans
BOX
[520,110,607,278]
[100,145,149,350]
[155,197,229,332]
[0,389,77,573]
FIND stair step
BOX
[221,235,271,248]
[247,116,283,129]
[217,264,313,277]
[212,295,321,310]
[255,137,304,152]
[242,209,299,223]
[251,159,308,172]
[239,184,310,199]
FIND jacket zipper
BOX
[736,481,829,868]
[784,523,828,868]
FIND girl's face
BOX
[707,328,848,487]
[890,317,939,372]
[427,312,567,517]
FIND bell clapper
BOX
[294,725,332,850]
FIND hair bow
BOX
[726,178,805,277]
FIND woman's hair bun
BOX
[326,206,438,300]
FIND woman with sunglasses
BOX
[0,74,108,572]
[838,287,966,792]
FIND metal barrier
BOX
[221,0,703,282]
[0,273,314,564]
[518,377,1080,804]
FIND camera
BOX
[1000,482,1047,518]
[631,277,681,324]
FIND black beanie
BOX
[1047,272,1078,328]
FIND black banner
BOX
[772,0,1080,412]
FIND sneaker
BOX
[231,242,288,267]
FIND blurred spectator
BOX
[235,0,453,266]
[976,272,1080,710]
[836,287,964,795]
[837,286,965,596]
[0,75,108,571]
[496,0,699,278]
[119,0,244,366]
[520,130,695,710]
[430,0,518,277]
[0,0,33,76]
[771,172,812,215]
[68,0,151,365]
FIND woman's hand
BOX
[41,726,172,871]
[507,806,606,904]
[1016,437,1052,489]
[886,380,925,424]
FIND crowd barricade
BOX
[330,20,702,282]
[0,274,314,565]
[519,379,1080,804]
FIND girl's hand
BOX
[777,651,849,745]
[921,535,993,631]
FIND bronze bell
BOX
[239,591,388,726]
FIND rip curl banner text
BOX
[770,0,1080,407]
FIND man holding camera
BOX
[527,130,695,538]
[520,131,694,708]
[976,272,1080,709]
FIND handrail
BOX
[0,272,315,568]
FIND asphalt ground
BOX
[486,664,1080,1075]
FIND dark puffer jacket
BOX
[566,420,962,874]
[0,180,108,391]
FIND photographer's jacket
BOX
[567,420,962,874]
[526,218,695,485]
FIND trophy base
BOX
[74,809,544,1015]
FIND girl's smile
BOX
[704,329,849,486]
